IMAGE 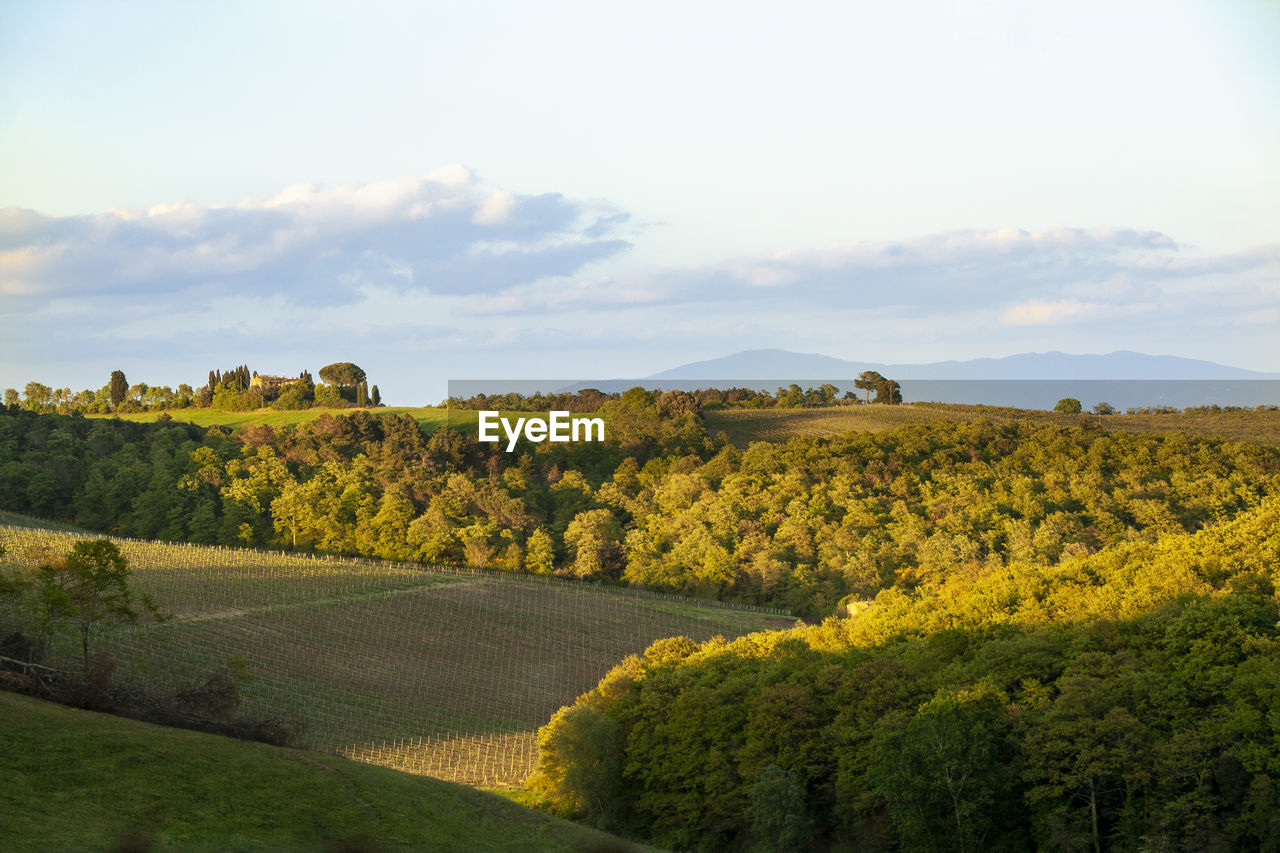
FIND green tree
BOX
[313,383,346,408]
[23,381,54,412]
[109,370,128,407]
[33,540,160,669]
[528,703,625,827]
[1023,668,1148,853]
[854,371,884,404]
[600,387,662,451]
[563,508,624,578]
[274,382,313,410]
[371,384,381,407]
[318,362,367,389]
[874,378,902,405]
[750,764,814,853]
[776,384,805,408]
[527,528,556,573]
[1055,398,1083,414]
[867,688,1019,853]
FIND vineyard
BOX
[0,525,791,787]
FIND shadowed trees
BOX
[31,539,160,669]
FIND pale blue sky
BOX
[2,0,1277,402]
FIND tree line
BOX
[6,362,380,415]
[446,377,905,413]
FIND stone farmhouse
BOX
[250,373,302,400]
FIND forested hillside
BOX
[529,500,1280,850]
[2,405,1277,617]
[5,401,1279,849]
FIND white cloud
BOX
[1000,299,1103,326]
[0,167,631,305]
[473,189,517,225]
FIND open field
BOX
[1,525,791,787]
[0,691,646,852]
[705,402,1280,447]
[85,405,458,432]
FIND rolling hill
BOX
[0,525,791,788]
[0,691,646,851]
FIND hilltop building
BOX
[250,373,302,400]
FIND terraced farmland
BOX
[0,526,790,787]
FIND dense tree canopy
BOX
[529,500,1280,850]
[2,408,1277,619]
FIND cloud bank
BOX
[0,164,631,305]
[472,226,1277,315]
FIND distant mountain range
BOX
[649,349,1280,380]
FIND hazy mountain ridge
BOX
[650,349,1280,380]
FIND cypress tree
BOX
[357,380,369,407]
[109,370,128,407]
[371,385,381,407]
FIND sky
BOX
[1,0,1277,404]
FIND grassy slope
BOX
[0,509,87,532]
[0,691,641,852]
[85,406,457,432]
[705,403,1280,446]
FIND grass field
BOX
[85,405,458,432]
[0,691,646,852]
[1,526,791,788]
[705,403,1280,447]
